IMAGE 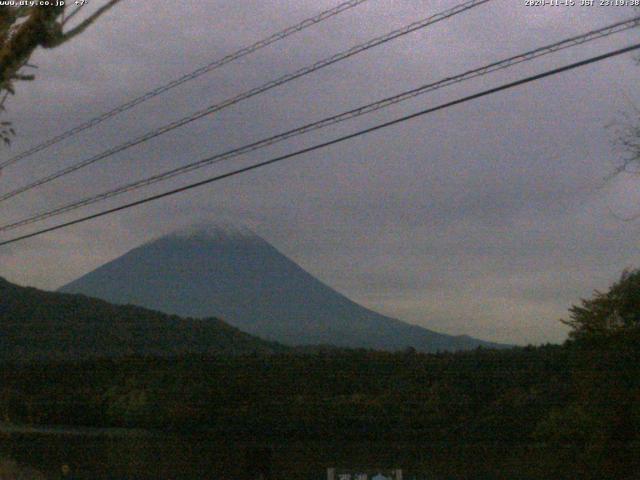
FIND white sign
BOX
[327,468,403,480]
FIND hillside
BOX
[60,226,504,352]
[0,277,285,362]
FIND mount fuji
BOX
[60,226,503,352]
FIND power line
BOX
[0,0,492,203]
[1,42,638,248]
[0,0,370,170]
[1,16,638,233]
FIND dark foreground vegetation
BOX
[0,270,639,478]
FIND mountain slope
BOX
[60,227,503,352]
[0,276,285,362]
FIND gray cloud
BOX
[1,0,639,344]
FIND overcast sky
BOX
[1,0,639,344]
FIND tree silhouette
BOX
[562,268,640,341]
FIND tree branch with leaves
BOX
[0,1,121,145]
[562,268,640,341]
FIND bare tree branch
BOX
[61,4,86,27]
[46,0,121,48]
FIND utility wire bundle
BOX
[0,0,638,246]
[0,0,371,170]
[0,0,492,204]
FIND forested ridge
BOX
[0,276,286,361]
[0,271,639,478]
